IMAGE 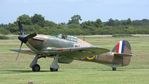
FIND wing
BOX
[10,48,34,55]
[11,46,109,60]
[43,46,110,59]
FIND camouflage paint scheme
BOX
[11,21,132,71]
[18,34,110,62]
[81,40,132,67]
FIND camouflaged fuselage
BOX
[24,34,132,66]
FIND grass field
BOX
[0,36,149,84]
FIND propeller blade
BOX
[16,42,23,61]
[17,21,24,35]
[27,33,37,39]
[16,21,36,61]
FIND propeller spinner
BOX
[16,21,36,61]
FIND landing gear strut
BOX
[50,55,59,72]
[30,54,41,72]
[30,54,60,72]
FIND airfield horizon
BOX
[0,35,149,84]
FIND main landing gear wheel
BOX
[32,64,40,72]
[50,55,59,72]
[50,68,58,72]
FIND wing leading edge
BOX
[11,46,110,59]
[10,48,34,55]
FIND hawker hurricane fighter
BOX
[12,21,132,72]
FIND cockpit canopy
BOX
[57,34,78,42]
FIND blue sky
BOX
[0,0,148,24]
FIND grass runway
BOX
[0,36,149,84]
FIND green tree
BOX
[126,18,132,25]
[44,20,57,27]
[31,14,45,27]
[95,19,103,27]
[105,18,115,26]
[17,14,32,25]
[68,15,82,24]
[0,28,10,35]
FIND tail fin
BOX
[112,40,132,66]
[112,40,131,55]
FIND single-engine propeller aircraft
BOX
[11,21,132,72]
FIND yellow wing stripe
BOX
[86,56,96,60]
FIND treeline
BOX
[0,14,149,35]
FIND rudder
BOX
[112,40,132,66]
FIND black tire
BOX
[32,64,40,72]
[112,67,116,71]
[50,68,58,72]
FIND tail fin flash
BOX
[112,40,132,66]
[112,40,131,55]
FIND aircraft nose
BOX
[18,33,37,43]
[18,35,28,43]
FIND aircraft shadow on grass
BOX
[1,69,50,73]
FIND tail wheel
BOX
[112,67,117,71]
[32,64,40,72]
